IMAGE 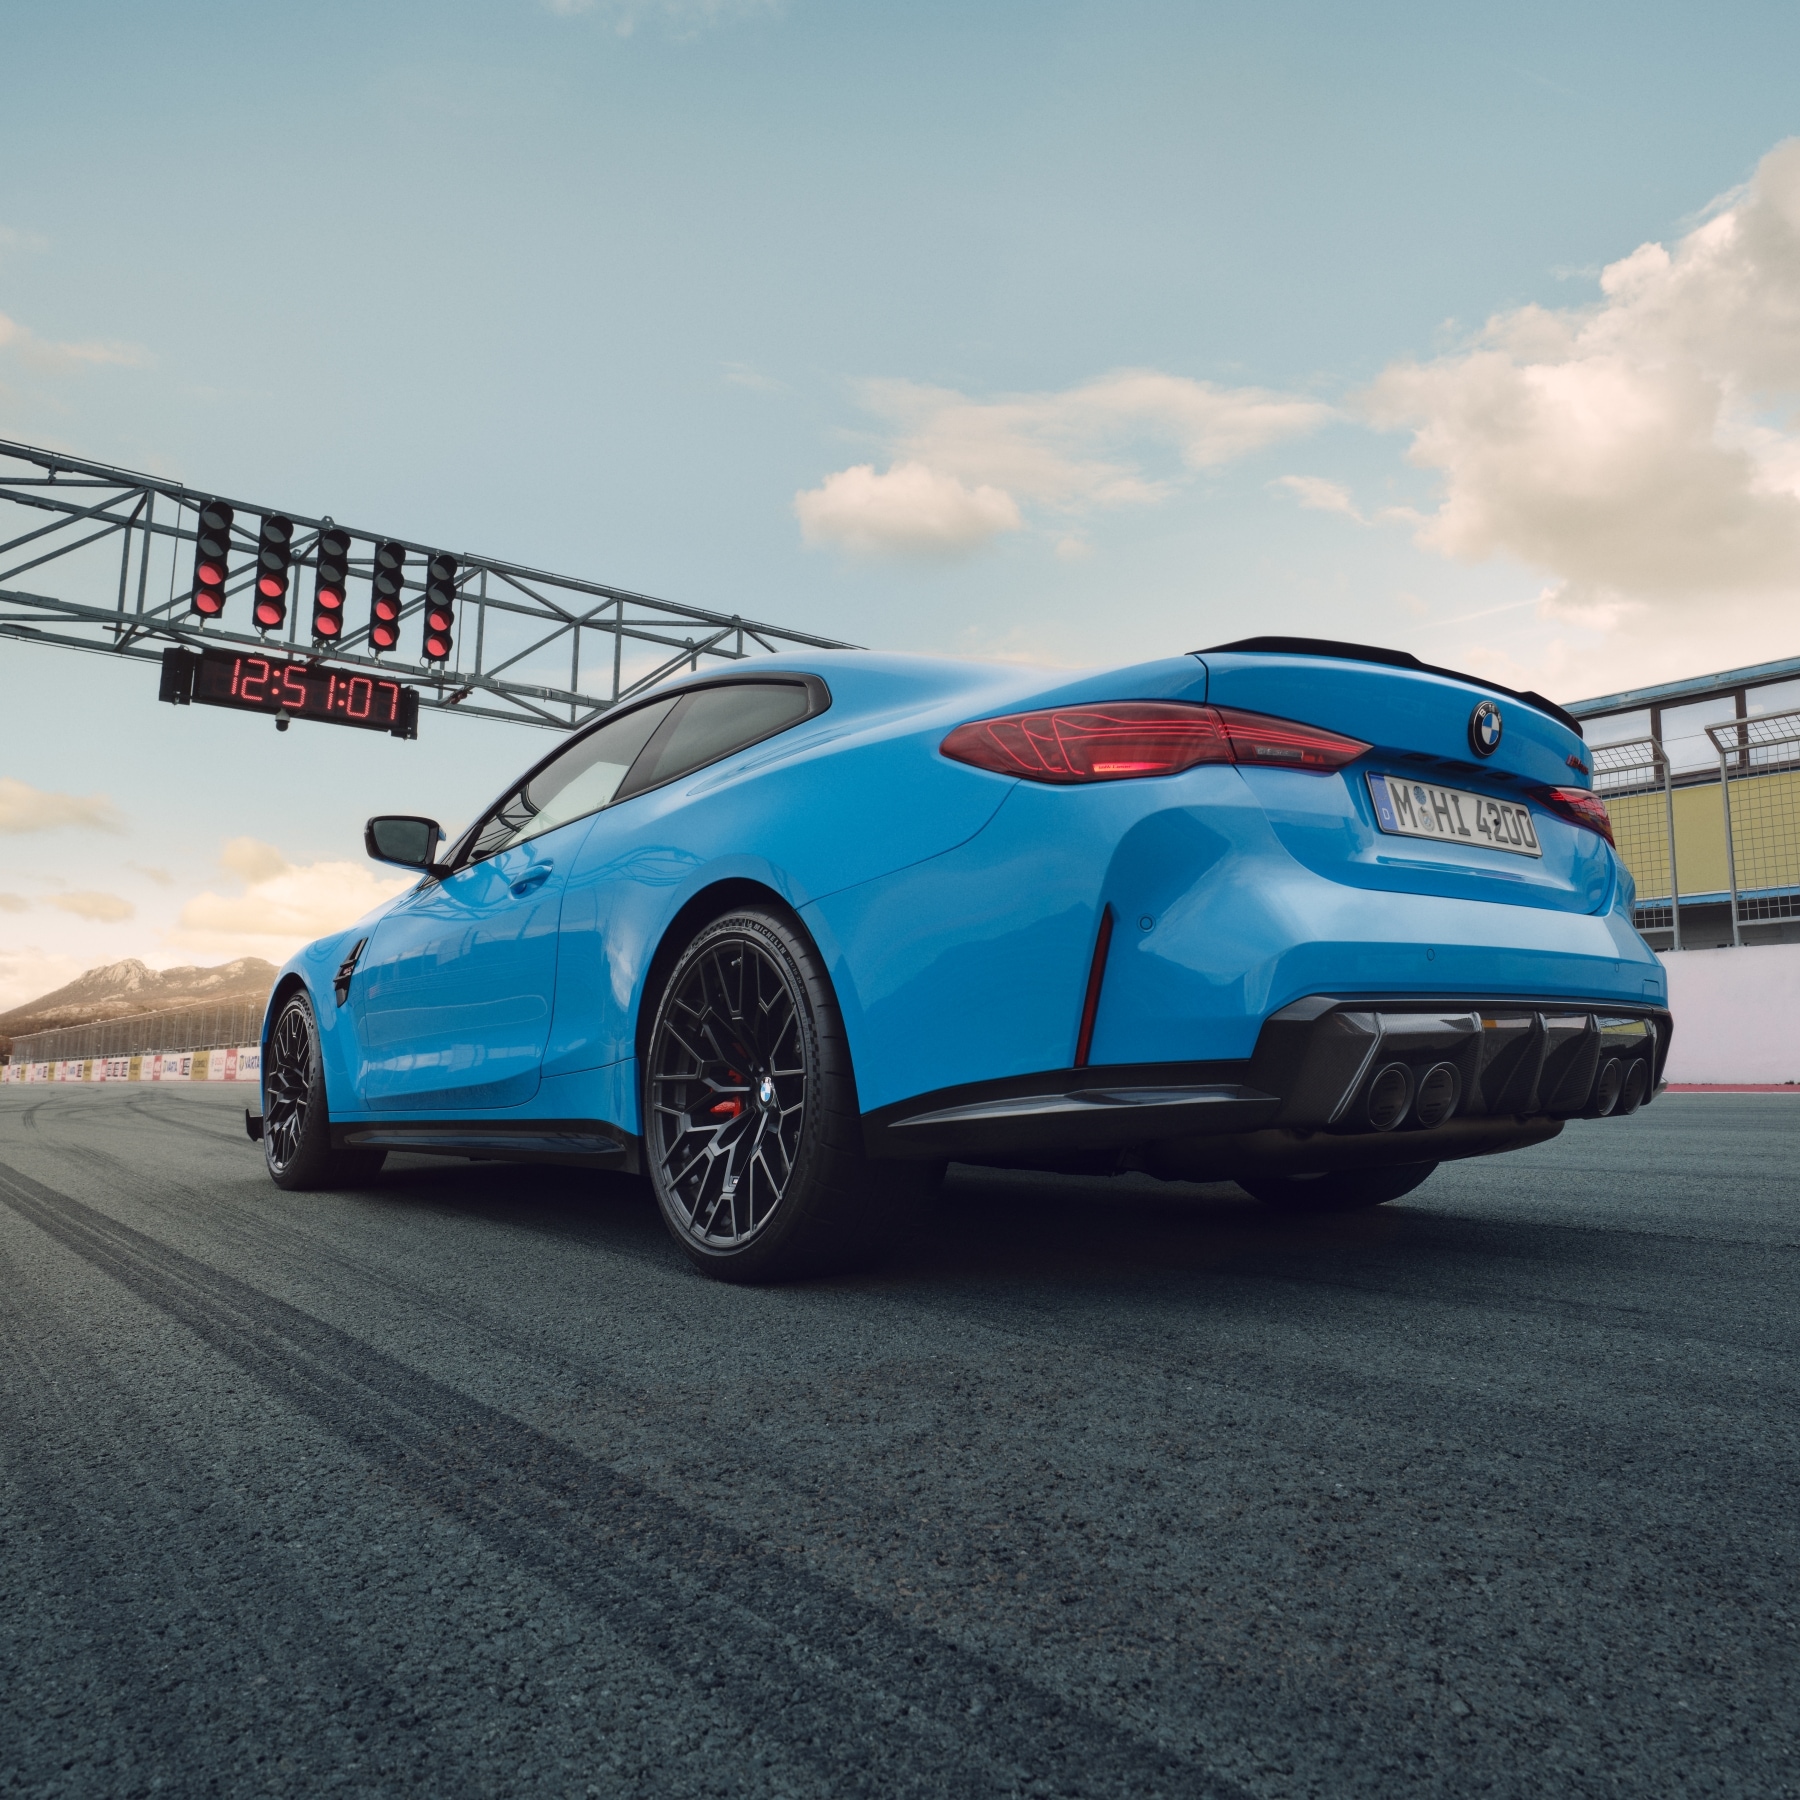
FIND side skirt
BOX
[328,1117,640,1173]
[863,1060,1268,1161]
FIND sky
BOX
[3,0,1800,1008]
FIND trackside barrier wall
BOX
[1659,943,1800,1085]
[0,1046,262,1083]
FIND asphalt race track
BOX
[1,1085,1795,1799]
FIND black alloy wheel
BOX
[262,990,384,1191]
[1239,1161,1438,1214]
[644,907,895,1281]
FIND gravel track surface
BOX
[1,1084,1795,1798]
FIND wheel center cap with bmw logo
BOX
[1469,699,1503,757]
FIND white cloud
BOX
[547,0,782,36]
[723,361,783,392]
[219,836,291,886]
[47,891,134,923]
[168,839,410,961]
[0,310,149,372]
[1273,474,1363,519]
[794,461,1023,560]
[0,893,27,913]
[1364,137,1800,638]
[0,776,126,834]
[796,369,1331,560]
[0,950,87,1016]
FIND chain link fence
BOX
[1593,706,1800,949]
[1591,737,1681,946]
[9,999,266,1067]
[1710,709,1800,940]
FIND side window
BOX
[466,696,677,863]
[620,682,815,797]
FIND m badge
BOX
[1469,699,1503,758]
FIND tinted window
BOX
[623,683,813,796]
[468,696,677,862]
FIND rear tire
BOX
[262,991,386,1191]
[1240,1161,1437,1214]
[643,906,898,1282]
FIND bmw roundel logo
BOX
[1469,699,1503,757]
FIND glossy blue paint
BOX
[265,646,1667,1142]
[351,835,574,1110]
[806,762,1660,1110]
[1239,763,1612,914]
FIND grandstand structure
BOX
[1572,655,1800,951]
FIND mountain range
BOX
[0,957,278,1051]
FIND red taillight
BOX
[940,701,1367,783]
[1213,707,1369,772]
[1538,786,1615,847]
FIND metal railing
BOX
[9,999,266,1065]
[1592,707,1800,948]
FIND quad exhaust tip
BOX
[1413,1062,1461,1130]
[1365,1063,1413,1131]
[1591,1057,1624,1117]
[1619,1060,1649,1115]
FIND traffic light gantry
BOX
[0,435,854,734]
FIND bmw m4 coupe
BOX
[255,636,1671,1280]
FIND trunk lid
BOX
[1194,644,1584,787]
[1192,644,1611,915]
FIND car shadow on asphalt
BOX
[356,1152,1531,1301]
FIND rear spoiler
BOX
[1195,637,1584,739]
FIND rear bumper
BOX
[864,993,1671,1178]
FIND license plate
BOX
[1367,773,1542,858]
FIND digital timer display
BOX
[159,646,419,738]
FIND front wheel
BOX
[643,907,898,1282]
[1239,1161,1437,1214]
[262,991,386,1191]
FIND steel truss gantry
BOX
[0,438,853,732]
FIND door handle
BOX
[510,862,553,897]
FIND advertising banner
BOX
[236,1045,261,1083]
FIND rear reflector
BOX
[940,701,1367,784]
[1537,786,1616,847]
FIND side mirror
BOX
[365,815,447,873]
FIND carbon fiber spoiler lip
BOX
[1194,637,1584,739]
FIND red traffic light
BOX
[370,541,405,652]
[422,552,456,662]
[253,514,294,632]
[313,526,351,641]
[189,500,234,618]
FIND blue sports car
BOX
[256,637,1671,1280]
